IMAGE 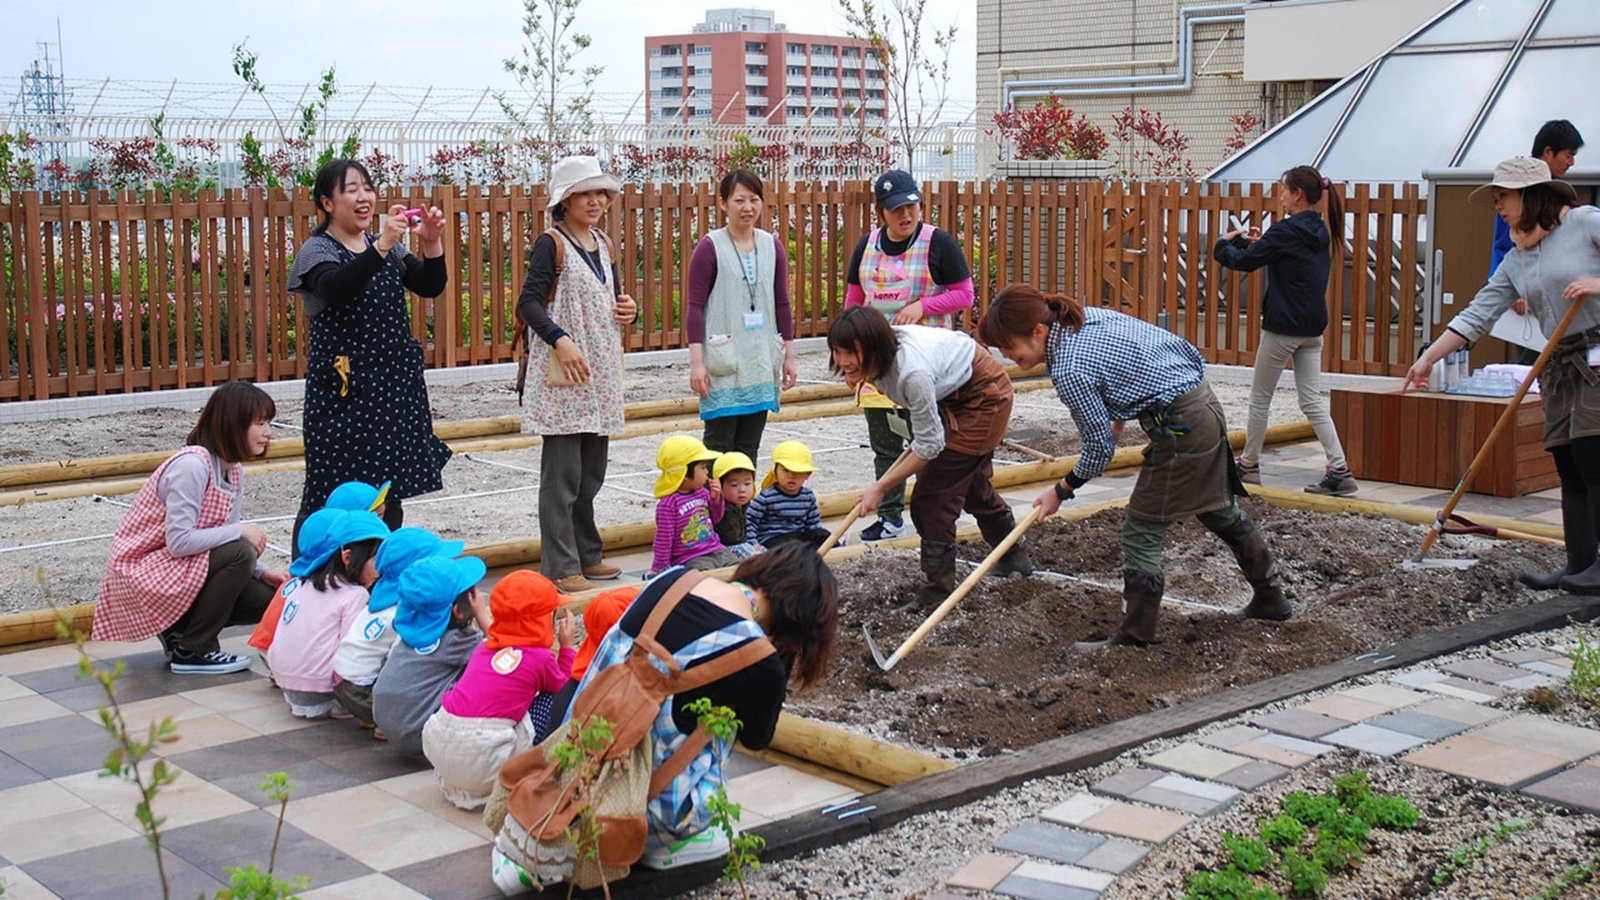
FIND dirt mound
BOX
[790,503,1561,756]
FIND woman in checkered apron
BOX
[554,543,838,871]
[92,381,290,675]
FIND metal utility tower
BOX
[17,25,74,188]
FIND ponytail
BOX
[1282,165,1342,258]
[977,284,1085,347]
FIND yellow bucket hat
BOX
[763,439,817,490]
[653,434,721,498]
[713,451,756,481]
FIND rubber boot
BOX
[1213,509,1293,621]
[976,510,1034,578]
[917,540,958,604]
[1071,570,1163,651]
[1523,490,1595,590]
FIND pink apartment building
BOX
[645,8,888,126]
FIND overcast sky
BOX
[1,0,980,123]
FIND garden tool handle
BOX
[886,506,1043,667]
[820,448,916,555]
[1420,295,1585,556]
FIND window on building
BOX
[787,86,806,97]
[662,87,682,97]
[662,44,681,56]
[747,65,765,76]
[787,42,804,54]
[694,46,712,55]
[843,47,860,59]
[747,105,765,117]
[747,86,765,96]
[811,44,835,55]
[661,66,681,77]
[788,105,805,116]
[786,66,805,76]
[813,67,835,77]
[745,41,765,53]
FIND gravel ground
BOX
[0,352,1306,614]
[686,623,1600,899]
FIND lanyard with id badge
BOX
[740,243,764,331]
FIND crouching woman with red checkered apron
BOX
[92,381,290,675]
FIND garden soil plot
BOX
[790,503,1563,757]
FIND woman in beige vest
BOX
[686,169,797,461]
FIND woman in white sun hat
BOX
[516,156,638,593]
[1404,156,1600,593]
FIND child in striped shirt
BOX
[650,435,741,576]
[746,440,832,549]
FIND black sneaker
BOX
[1305,467,1359,496]
[859,518,905,542]
[170,647,253,675]
[156,629,180,659]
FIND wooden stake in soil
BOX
[1416,295,1583,561]
[865,506,1043,672]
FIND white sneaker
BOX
[490,847,535,896]
[638,828,731,870]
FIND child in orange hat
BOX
[541,584,640,738]
[420,569,576,810]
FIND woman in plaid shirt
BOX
[979,285,1292,649]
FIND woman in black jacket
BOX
[1215,164,1357,496]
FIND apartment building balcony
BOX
[810,75,839,89]
[746,74,769,87]
[786,52,808,66]
[745,52,768,66]
[842,75,862,89]
[746,94,769,107]
[865,96,886,109]
[811,94,840,108]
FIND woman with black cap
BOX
[1404,157,1600,593]
[844,169,975,543]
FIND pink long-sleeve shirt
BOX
[439,642,577,721]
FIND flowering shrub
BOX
[1223,110,1262,159]
[989,96,1109,161]
[1111,107,1195,179]
[0,132,40,193]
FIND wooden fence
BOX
[0,180,1427,401]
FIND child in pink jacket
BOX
[422,570,577,810]
[265,510,389,718]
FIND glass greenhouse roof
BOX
[1209,0,1600,183]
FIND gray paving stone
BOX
[1522,660,1574,678]
[993,876,1101,900]
[1493,648,1561,664]
[1370,711,1474,741]
[1128,783,1236,817]
[1416,676,1507,702]
[1411,697,1506,726]
[1075,836,1149,874]
[23,835,226,900]
[1090,767,1163,798]
[1199,725,1268,750]
[1251,708,1348,739]
[994,822,1106,866]
[1523,762,1600,815]
[0,751,42,791]
[1214,759,1291,790]
[1503,673,1560,690]
[1390,670,1447,689]
[1321,723,1429,757]
[386,844,502,900]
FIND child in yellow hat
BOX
[746,440,833,550]
[650,435,742,576]
[713,451,765,560]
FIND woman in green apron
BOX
[979,285,1292,649]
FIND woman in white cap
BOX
[844,169,975,542]
[516,156,638,593]
[1404,157,1600,592]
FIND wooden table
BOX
[1330,385,1557,498]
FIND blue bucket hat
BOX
[325,480,392,513]
[874,170,920,211]
[289,508,346,578]
[370,527,467,612]
[331,510,390,548]
[392,555,488,652]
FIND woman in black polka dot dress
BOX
[288,160,452,548]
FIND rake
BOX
[818,448,915,555]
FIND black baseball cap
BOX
[874,170,920,210]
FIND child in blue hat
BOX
[325,479,392,516]
[265,510,390,718]
[332,527,465,735]
[371,554,489,757]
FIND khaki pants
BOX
[422,708,534,811]
[1242,330,1347,471]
